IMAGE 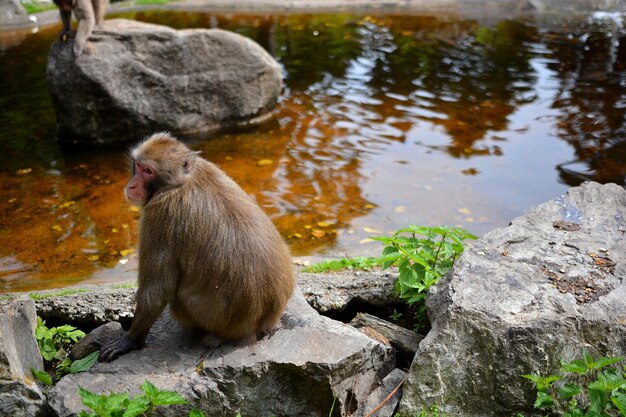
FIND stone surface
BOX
[0,299,47,417]
[35,286,136,328]
[0,0,32,28]
[354,368,407,417]
[46,18,283,144]
[48,289,395,417]
[399,182,626,417]
[351,312,423,359]
[298,270,399,313]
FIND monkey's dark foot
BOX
[59,30,75,42]
[99,334,140,362]
[200,334,226,349]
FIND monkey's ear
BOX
[183,151,201,174]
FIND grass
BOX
[20,0,172,15]
[29,288,89,300]
[301,256,381,273]
[111,282,137,289]
[21,1,56,14]
[129,0,172,5]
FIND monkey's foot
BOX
[99,334,140,362]
[60,30,75,42]
[200,334,226,349]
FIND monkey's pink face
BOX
[125,160,159,205]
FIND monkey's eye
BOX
[144,168,153,175]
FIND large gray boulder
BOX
[48,289,395,416]
[399,182,626,416]
[46,18,283,144]
[0,299,47,417]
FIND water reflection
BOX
[1,11,625,291]
[543,15,626,185]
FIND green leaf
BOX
[70,351,100,374]
[589,369,626,393]
[140,381,159,400]
[534,391,554,409]
[189,409,206,417]
[592,356,625,371]
[588,388,607,414]
[151,390,188,406]
[78,387,102,411]
[103,393,130,413]
[122,396,151,417]
[56,357,73,377]
[522,374,560,392]
[31,368,53,386]
[561,359,588,374]
[559,383,581,399]
[611,392,626,415]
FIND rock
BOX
[298,270,399,313]
[350,312,424,361]
[398,182,626,417]
[34,286,136,328]
[69,321,125,360]
[46,18,283,145]
[0,0,32,28]
[0,299,47,417]
[353,368,407,417]
[34,269,399,326]
[47,289,395,417]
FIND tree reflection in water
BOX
[0,11,625,291]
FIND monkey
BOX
[53,0,107,56]
[99,133,295,362]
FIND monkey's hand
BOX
[99,334,140,362]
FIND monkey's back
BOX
[143,158,295,340]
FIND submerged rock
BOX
[47,289,395,416]
[46,18,283,144]
[399,182,626,416]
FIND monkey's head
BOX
[126,132,199,206]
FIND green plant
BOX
[373,225,476,305]
[418,405,446,416]
[301,256,381,273]
[78,380,193,417]
[523,352,626,416]
[35,317,85,361]
[372,225,476,330]
[32,317,98,386]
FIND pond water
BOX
[1,10,625,292]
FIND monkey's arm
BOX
[99,292,166,361]
[99,252,176,362]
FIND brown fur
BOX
[53,0,107,55]
[122,133,295,349]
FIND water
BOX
[1,11,625,292]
